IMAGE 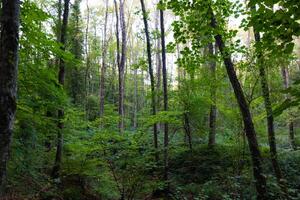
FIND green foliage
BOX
[4,0,300,199]
[246,0,300,57]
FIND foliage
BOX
[2,0,300,199]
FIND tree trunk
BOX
[156,10,162,111]
[210,9,268,199]
[0,0,21,192]
[140,0,159,162]
[281,67,297,150]
[84,0,90,120]
[70,0,83,105]
[289,121,296,150]
[160,5,169,195]
[252,17,288,197]
[52,0,70,179]
[208,42,217,147]
[99,0,109,117]
[183,113,192,150]
[178,45,193,151]
[133,68,138,129]
[118,0,126,133]
[56,0,62,42]
[114,0,120,108]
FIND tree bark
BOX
[99,0,109,117]
[160,5,169,195]
[0,0,21,192]
[289,121,296,150]
[57,0,62,42]
[155,10,162,133]
[208,42,217,147]
[281,67,297,150]
[113,0,120,109]
[210,9,268,200]
[183,113,192,150]
[133,67,138,129]
[252,16,288,196]
[114,0,120,70]
[155,10,162,111]
[118,0,126,133]
[140,0,159,162]
[84,0,90,120]
[69,0,83,105]
[52,0,70,179]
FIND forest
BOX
[0,0,300,199]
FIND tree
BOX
[155,10,162,114]
[84,0,90,119]
[167,0,268,197]
[0,0,21,192]
[247,0,300,152]
[118,0,127,132]
[210,9,268,199]
[208,42,217,147]
[251,5,287,195]
[68,0,84,105]
[140,0,159,162]
[52,0,70,179]
[159,1,169,195]
[99,0,109,117]
[281,66,296,150]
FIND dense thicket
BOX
[0,0,300,199]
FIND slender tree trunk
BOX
[289,121,296,150]
[118,0,126,133]
[70,0,83,105]
[114,0,120,108]
[183,113,192,150]
[84,0,90,120]
[114,0,120,70]
[99,0,109,117]
[178,45,193,150]
[281,67,296,149]
[281,67,297,150]
[133,68,138,129]
[140,0,159,162]
[155,10,162,133]
[252,16,288,196]
[0,0,21,193]
[57,0,62,42]
[52,0,70,179]
[208,42,217,147]
[210,9,268,199]
[160,5,169,195]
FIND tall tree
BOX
[114,0,120,71]
[56,0,62,42]
[155,10,162,114]
[159,2,169,195]
[68,0,84,105]
[0,0,21,192]
[84,0,90,119]
[99,0,109,117]
[118,0,127,132]
[140,0,159,162]
[155,10,162,133]
[281,67,297,150]
[114,0,121,110]
[209,8,268,199]
[133,54,138,129]
[251,5,288,195]
[208,42,217,147]
[52,0,70,179]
